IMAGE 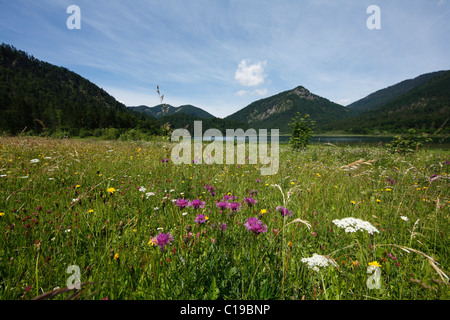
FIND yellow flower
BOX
[385,188,392,192]
[113,253,119,260]
[350,201,356,205]
[76,185,81,188]
[0,212,4,217]
[260,209,267,214]
[376,199,381,203]
[107,187,116,194]
[88,209,94,213]
[291,182,295,185]
[205,216,209,221]
[148,238,157,246]
[288,241,292,247]
[369,261,381,268]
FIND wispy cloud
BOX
[1,0,449,116]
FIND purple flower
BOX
[276,206,293,217]
[194,214,208,225]
[244,197,257,207]
[189,199,206,209]
[204,184,217,196]
[161,158,169,163]
[386,177,395,184]
[244,217,267,234]
[219,223,227,231]
[226,202,241,212]
[151,232,174,252]
[216,201,228,210]
[175,198,189,209]
[222,194,237,201]
[388,253,397,260]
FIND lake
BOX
[193,135,450,149]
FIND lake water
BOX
[193,135,450,149]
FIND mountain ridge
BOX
[129,104,215,119]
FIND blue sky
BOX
[1,0,449,118]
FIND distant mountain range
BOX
[1,42,448,136]
[225,86,352,132]
[129,104,215,119]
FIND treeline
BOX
[0,43,161,137]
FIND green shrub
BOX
[289,113,315,150]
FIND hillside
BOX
[325,70,450,134]
[129,104,215,119]
[0,43,160,136]
[225,86,351,133]
[347,70,447,113]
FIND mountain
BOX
[129,104,215,119]
[0,43,160,136]
[347,70,448,114]
[325,70,450,134]
[225,86,351,133]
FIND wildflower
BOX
[113,253,119,260]
[376,199,381,203]
[219,223,227,231]
[332,217,379,235]
[222,194,237,201]
[368,261,381,268]
[385,188,392,192]
[276,206,293,217]
[400,216,409,221]
[195,214,208,225]
[216,201,228,210]
[145,192,155,198]
[138,186,147,192]
[0,212,4,217]
[175,198,189,209]
[350,201,356,205]
[244,197,257,207]
[301,254,336,272]
[182,212,188,216]
[88,209,94,213]
[204,184,216,196]
[260,209,267,215]
[388,253,397,260]
[227,202,241,212]
[150,232,174,252]
[189,199,206,209]
[30,159,40,164]
[107,187,116,194]
[161,158,169,163]
[244,217,267,234]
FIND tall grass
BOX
[0,136,448,300]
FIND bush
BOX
[289,113,315,150]
[387,129,432,155]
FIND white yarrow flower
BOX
[332,217,379,235]
[400,216,409,221]
[301,254,336,272]
[30,159,40,163]
[138,186,147,192]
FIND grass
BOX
[0,136,448,300]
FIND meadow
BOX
[0,136,448,300]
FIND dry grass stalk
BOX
[340,159,375,171]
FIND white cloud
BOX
[234,59,268,87]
